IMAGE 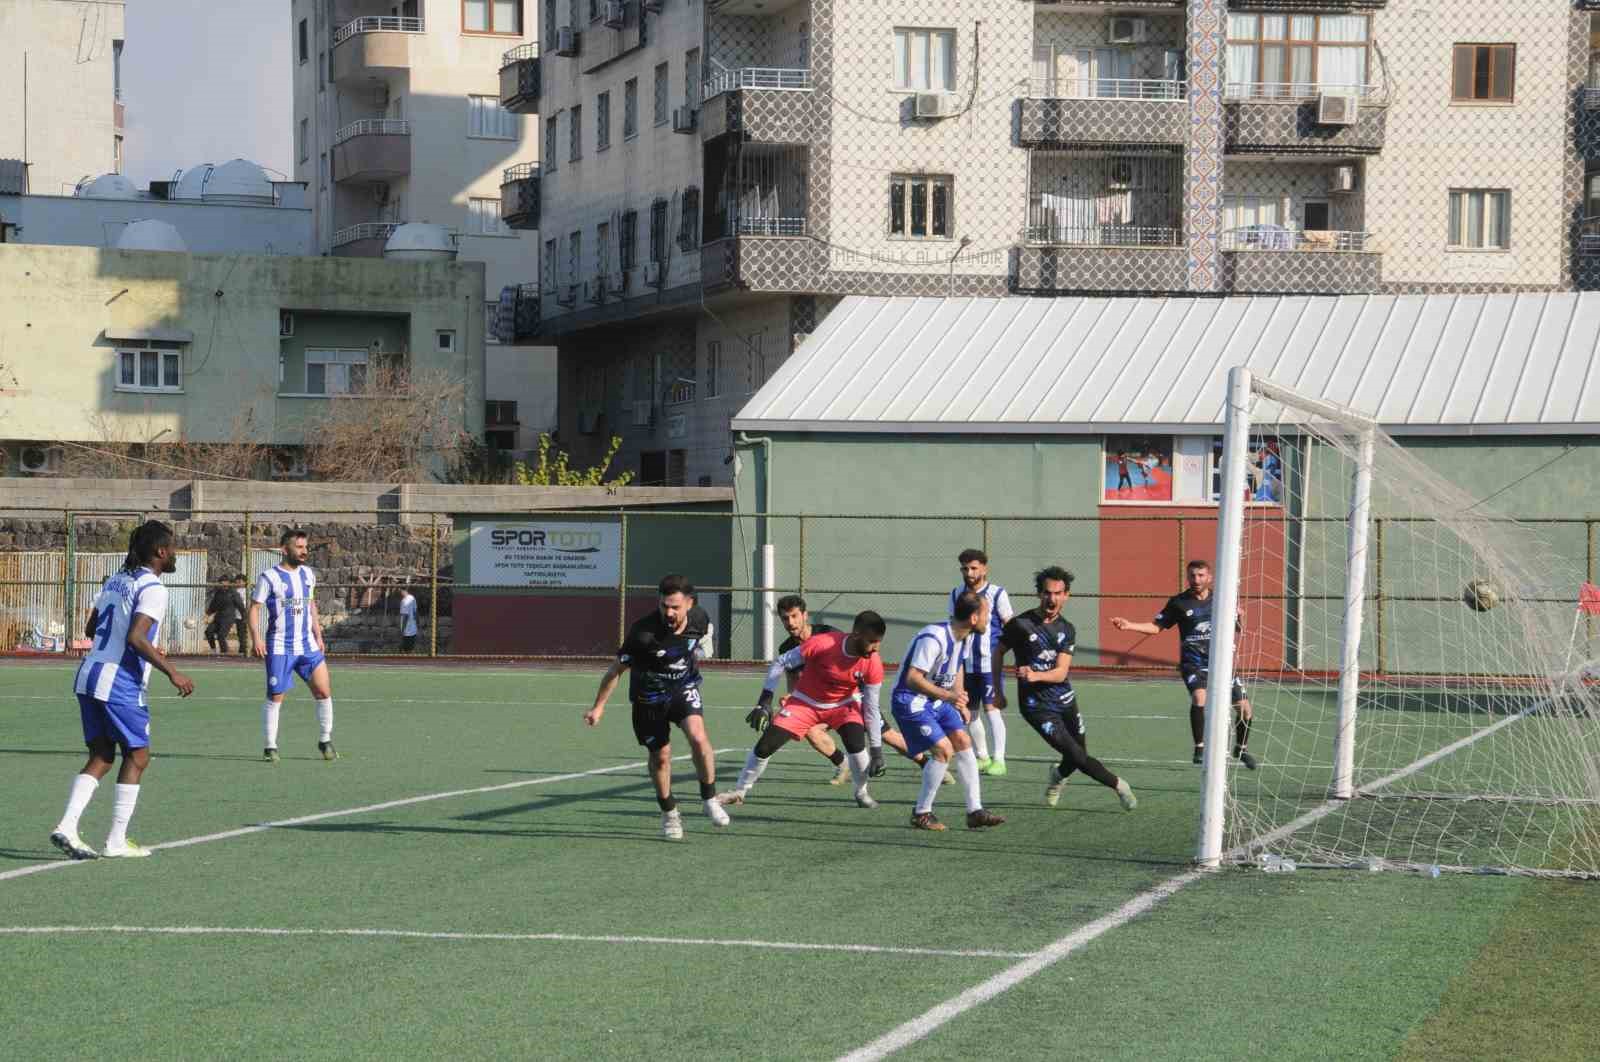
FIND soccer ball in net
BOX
[1462,580,1500,613]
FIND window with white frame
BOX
[624,78,639,138]
[437,329,458,353]
[597,90,611,151]
[889,174,952,238]
[465,0,522,35]
[893,28,956,92]
[304,348,369,396]
[545,116,559,171]
[1448,189,1510,250]
[654,62,670,125]
[115,342,184,394]
[468,95,518,139]
[470,197,512,236]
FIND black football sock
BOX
[1190,703,1205,745]
[699,781,717,801]
[828,749,846,766]
[657,795,677,812]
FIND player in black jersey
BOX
[1111,558,1257,769]
[585,574,731,839]
[998,567,1136,811]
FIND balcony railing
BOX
[663,380,697,406]
[332,16,424,46]
[703,67,812,99]
[331,222,399,247]
[332,118,412,145]
[1585,86,1600,109]
[1023,225,1182,248]
[1223,81,1383,103]
[501,41,539,67]
[1219,226,1372,252]
[1027,77,1186,101]
[1579,217,1600,254]
[727,216,807,237]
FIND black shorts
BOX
[1182,667,1247,703]
[401,634,417,652]
[630,688,704,748]
[1022,703,1085,744]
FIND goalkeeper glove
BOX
[745,705,771,732]
[867,747,886,778]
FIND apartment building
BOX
[0,0,126,195]
[505,0,1594,487]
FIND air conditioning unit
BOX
[643,261,662,286]
[608,271,628,294]
[602,0,625,28]
[555,26,578,56]
[642,0,662,10]
[557,282,578,306]
[18,445,61,475]
[279,311,295,337]
[1317,92,1360,127]
[586,276,605,303]
[915,92,959,119]
[672,106,697,133]
[576,409,599,434]
[1332,165,1357,194]
[631,399,654,427]
[1107,16,1147,45]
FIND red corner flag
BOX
[1581,583,1600,616]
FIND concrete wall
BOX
[3,193,314,255]
[0,243,485,450]
[0,0,124,197]
[486,343,559,448]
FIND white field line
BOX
[837,701,1543,1062]
[1,749,735,885]
[0,924,1033,960]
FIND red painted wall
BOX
[455,593,657,655]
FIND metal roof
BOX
[732,293,1600,436]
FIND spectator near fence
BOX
[398,588,419,653]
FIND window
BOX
[1448,189,1510,250]
[113,135,123,174]
[298,18,308,63]
[679,186,700,249]
[705,340,721,398]
[1221,195,1283,231]
[437,330,457,353]
[464,0,522,35]
[570,104,583,160]
[893,28,956,92]
[318,49,327,90]
[745,333,763,392]
[568,230,582,281]
[623,78,639,138]
[1225,13,1370,96]
[545,116,559,171]
[485,302,503,344]
[638,5,648,46]
[654,62,670,125]
[619,208,638,270]
[889,174,952,238]
[115,344,183,394]
[650,198,669,262]
[543,238,558,292]
[685,48,701,107]
[304,349,369,396]
[597,221,611,275]
[470,197,512,235]
[469,95,518,139]
[597,90,611,150]
[113,40,123,100]
[486,399,519,425]
[298,118,309,163]
[1452,44,1515,103]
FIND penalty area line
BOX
[0,925,1034,961]
[0,748,736,885]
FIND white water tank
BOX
[203,159,275,205]
[170,164,214,200]
[383,222,458,261]
[115,219,189,253]
[76,173,140,199]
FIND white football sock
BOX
[986,708,1008,761]
[954,747,984,812]
[735,750,770,793]
[56,773,99,835]
[315,698,334,743]
[105,783,140,848]
[262,700,281,749]
[968,713,989,759]
[914,757,949,814]
[846,750,870,795]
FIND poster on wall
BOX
[1210,435,1285,505]
[468,520,621,587]
[1103,436,1175,503]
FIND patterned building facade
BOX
[499,0,1597,485]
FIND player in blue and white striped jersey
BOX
[950,549,1015,776]
[50,521,195,861]
[890,590,1005,832]
[249,528,337,763]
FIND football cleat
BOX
[102,840,153,859]
[909,812,946,832]
[854,788,878,810]
[1193,745,1204,765]
[867,749,887,778]
[975,756,993,771]
[714,789,746,806]
[828,761,850,786]
[965,808,1006,829]
[318,741,339,761]
[262,748,279,764]
[1044,765,1066,808]
[703,798,731,827]
[1116,779,1138,811]
[1236,748,1259,770]
[660,810,685,840]
[49,830,98,861]
[981,758,1007,777]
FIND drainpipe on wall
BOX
[737,431,775,659]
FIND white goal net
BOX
[1200,368,1600,877]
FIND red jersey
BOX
[786,630,884,709]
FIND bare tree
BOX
[65,408,273,480]
[302,364,470,482]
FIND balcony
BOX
[499,43,540,114]
[1577,83,1600,158]
[331,120,411,183]
[702,211,821,293]
[1220,226,1382,294]
[1579,217,1600,256]
[331,221,399,258]
[1223,83,1388,155]
[700,66,815,143]
[1011,226,1187,294]
[500,163,540,230]
[330,16,423,84]
[1019,77,1188,149]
